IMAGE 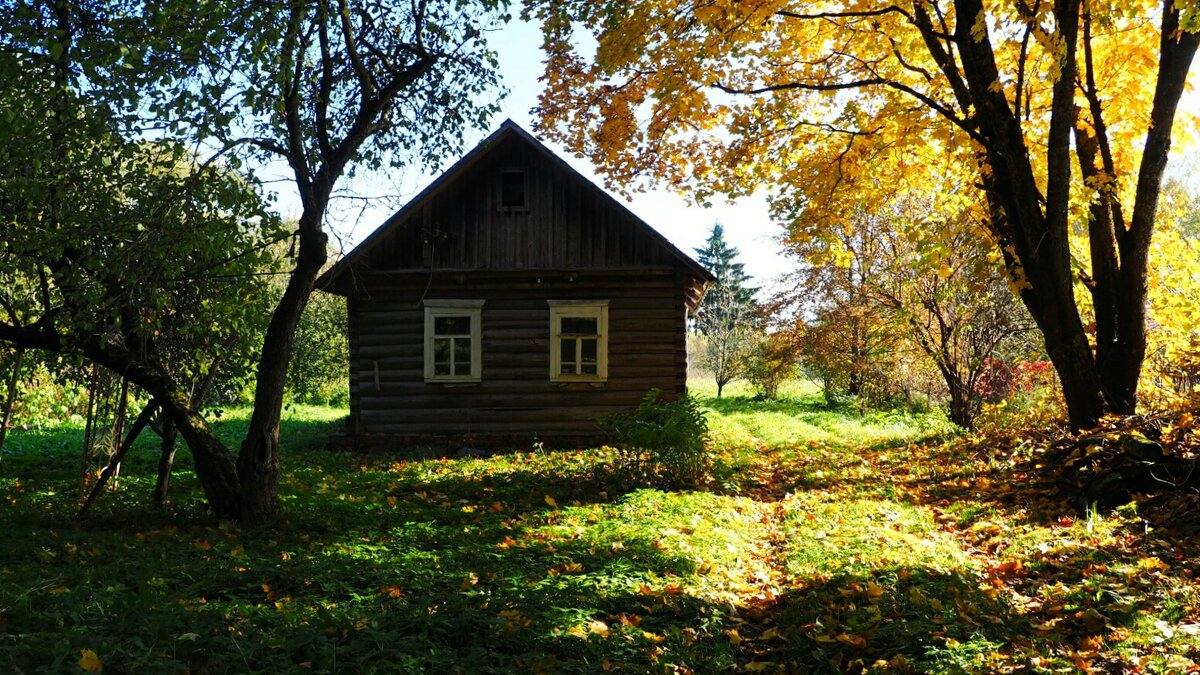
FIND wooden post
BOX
[108,376,130,488]
[79,399,159,515]
[79,365,100,498]
[152,418,177,505]
[0,349,24,465]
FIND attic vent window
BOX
[500,170,527,211]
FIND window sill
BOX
[552,380,607,388]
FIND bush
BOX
[601,389,709,489]
[746,331,799,400]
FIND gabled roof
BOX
[317,119,715,289]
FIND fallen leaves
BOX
[78,649,102,673]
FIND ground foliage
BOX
[1,382,1200,672]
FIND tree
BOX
[528,0,1200,429]
[866,200,1033,429]
[0,0,505,523]
[744,326,801,400]
[693,223,758,396]
[781,231,900,407]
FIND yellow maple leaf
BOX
[78,649,103,673]
[1138,556,1170,571]
[460,571,479,591]
[641,630,665,644]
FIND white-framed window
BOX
[548,300,608,382]
[423,300,484,383]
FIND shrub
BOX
[601,389,709,489]
[746,331,800,400]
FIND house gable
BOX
[320,120,713,305]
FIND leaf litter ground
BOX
[1,388,1199,673]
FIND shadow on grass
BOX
[734,567,1028,673]
[0,455,734,672]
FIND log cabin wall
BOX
[347,270,688,445]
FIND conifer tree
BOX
[693,224,758,397]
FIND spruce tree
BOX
[693,223,758,396]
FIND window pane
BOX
[435,316,471,335]
[433,338,450,362]
[581,338,597,364]
[434,338,452,375]
[560,338,576,374]
[501,171,525,207]
[453,338,472,373]
[581,337,598,375]
[560,317,598,335]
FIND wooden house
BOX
[318,120,714,448]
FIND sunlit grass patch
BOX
[781,495,970,578]
[698,378,955,452]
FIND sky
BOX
[308,15,1200,297]
[313,17,794,294]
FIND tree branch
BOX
[711,77,983,145]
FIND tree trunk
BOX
[153,418,178,505]
[1018,260,1107,430]
[157,390,241,520]
[0,349,23,462]
[79,366,102,498]
[945,375,973,430]
[237,210,328,525]
[108,376,130,486]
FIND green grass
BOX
[2,382,1199,673]
[691,378,956,451]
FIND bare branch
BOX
[337,0,378,98]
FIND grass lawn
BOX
[1,383,1199,673]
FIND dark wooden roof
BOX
[318,120,715,300]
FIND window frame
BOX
[423,299,484,383]
[548,300,609,382]
[498,169,528,212]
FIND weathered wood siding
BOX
[347,270,689,446]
